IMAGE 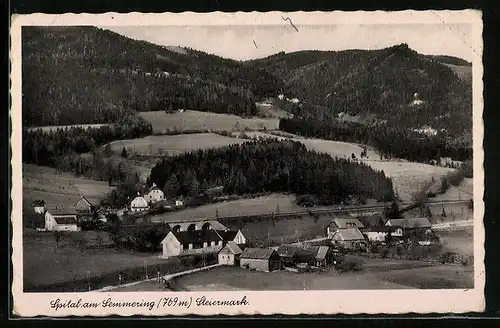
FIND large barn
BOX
[240,248,281,272]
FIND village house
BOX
[144,183,165,204]
[277,245,299,267]
[160,228,246,258]
[218,241,243,266]
[331,227,366,250]
[325,218,365,238]
[175,199,184,207]
[313,246,335,268]
[33,200,46,214]
[130,195,150,212]
[363,226,404,242]
[240,248,281,272]
[73,196,95,215]
[385,217,432,234]
[32,200,81,232]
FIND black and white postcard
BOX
[10,10,484,316]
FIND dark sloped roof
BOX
[240,248,277,260]
[74,196,93,208]
[277,245,299,257]
[335,228,365,241]
[53,215,78,225]
[216,230,238,241]
[33,199,46,207]
[173,230,223,244]
[220,241,243,255]
[315,246,330,261]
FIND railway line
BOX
[214,199,471,222]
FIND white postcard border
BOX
[10,10,485,316]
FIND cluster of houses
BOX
[326,216,432,250]
[157,214,433,274]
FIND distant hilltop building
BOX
[412,125,438,137]
[410,92,425,107]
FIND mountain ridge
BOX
[22,26,472,137]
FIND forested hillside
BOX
[248,44,472,136]
[22,26,283,126]
[149,139,395,205]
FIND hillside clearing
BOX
[23,164,114,211]
[107,133,247,157]
[138,110,278,134]
[239,131,454,202]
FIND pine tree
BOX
[163,174,180,199]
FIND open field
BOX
[119,256,472,291]
[436,226,474,258]
[22,229,168,291]
[106,133,247,157]
[138,110,279,134]
[149,194,306,223]
[23,164,115,211]
[432,178,473,202]
[26,123,110,132]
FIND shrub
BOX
[440,252,457,264]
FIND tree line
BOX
[149,139,395,205]
[22,115,151,183]
[279,118,472,163]
[22,26,282,126]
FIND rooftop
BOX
[240,248,277,260]
[334,228,365,241]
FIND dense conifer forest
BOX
[279,118,472,162]
[22,26,281,126]
[249,44,472,136]
[149,140,395,205]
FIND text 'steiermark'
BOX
[50,296,250,312]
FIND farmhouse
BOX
[45,212,80,232]
[331,228,366,250]
[73,196,95,215]
[277,245,298,267]
[363,226,404,242]
[314,246,335,268]
[130,195,150,212]
[160,228,246,258]
[33,200,46,214]
[326,218,365,238]
[385,217,431,233]
[240,248,281,272]
[218,241,243,266]
[144,183,165,204]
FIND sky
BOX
[101,23,473,62]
